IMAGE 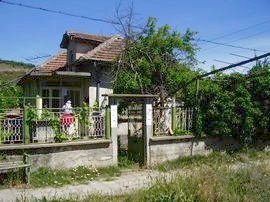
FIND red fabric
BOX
[60,114,74,126]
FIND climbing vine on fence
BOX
[181,63,270,146]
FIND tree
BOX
[114,17,197,105]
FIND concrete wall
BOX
[68,41,94,62]
[0,140,116,171]
[149,136,239,165]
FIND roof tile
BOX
[35,51,67,73]
[80,35,125,62]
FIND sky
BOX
[0,0,269,72]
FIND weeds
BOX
[43,163,270,202]
[30,166,121,187]
[156,149,270,172]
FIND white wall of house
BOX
[88,86,113,107]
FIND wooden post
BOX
[23,105,30,144]
[194,79,200,136]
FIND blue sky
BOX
[0,0,269,72]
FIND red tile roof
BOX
[20,33,124,82]
[35,51,67,73]
[79,35,125,62]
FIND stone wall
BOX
[149,135,239,165]
[0,139,116,171]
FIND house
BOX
[18,31,125,108]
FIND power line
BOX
[204,19,270,42]
[213,59,250,69]
[169,51,270,97]
[227,28,270,44]
[229,53,251,59]
[25,54,51,62]
[199,39,266,52]
[0,0,120,25]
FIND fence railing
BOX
[0,107,106,145]
[153,106,193,136]
[175,107,193,132]
[0,108,24,144]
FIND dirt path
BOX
[0,170,174,201]
[0,160,269,202]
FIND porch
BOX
[22,71,91,108]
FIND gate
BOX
[126,104,144,165]
[117,103,144,165]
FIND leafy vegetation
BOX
[113,17,270,146]
[0,59,33,109]
[173,128,192,136]
[114,17,197,105]
[181,62,270,145]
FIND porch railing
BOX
[0,108,24,144]
[0,107,106,145]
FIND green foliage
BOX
[181,63,270,146]
[0,85,23,109]
[118,150,138,169]
[173,128,192,136]
[54,133,68,143]
[114,17,197,103]
[26,105,93,143]
[0,59,33,109]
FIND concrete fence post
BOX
[109,98,118,165]
[143,98,153,167]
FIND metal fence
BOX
[153,106,193,136]
[175,107,193,132]
[0,108,24,143]
[0,107,106,145]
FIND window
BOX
[41,88,81,108]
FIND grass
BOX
[118,150,140,169]
[30,166,121,187]
[41,162,270,202]
[1,151,138,189]
[0,165,121,188]
[0,169,26,189]
[156,149,270,172]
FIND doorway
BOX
[41,87,81,108]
